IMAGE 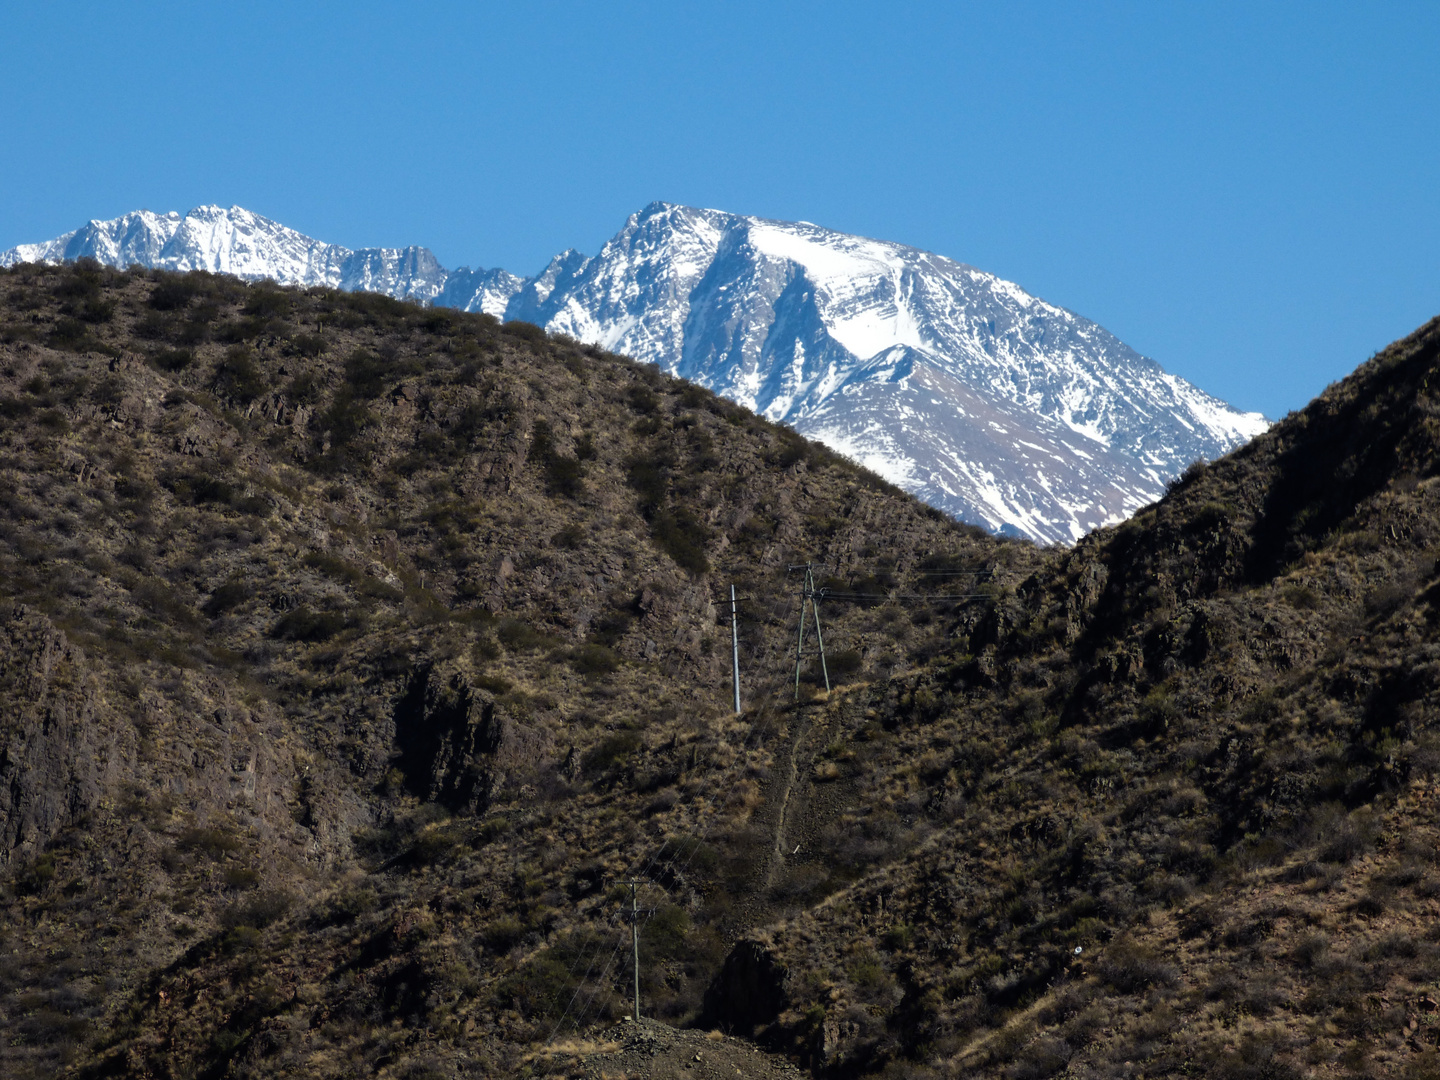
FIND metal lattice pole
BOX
[810,566,830,693]
[793,564,809,701]
[792,563,831,700]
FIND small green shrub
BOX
[176,827,242,858]
[492,951,578,1019]
[423,498,485,535]
[552,522,585,548]
[321,887,378,926]
[589,607,635,647]
[1282,583,1320,610]
[678,383,709,408]
[37,408,70,433]
[271,607,350,643]
[544,454,584,496]
[474,673,511,695]
[220,926,262,954]
[1189,501,1232,532]
[72,297,115,324]
[847,954,887,990]
[48,316,93,350]
[882,922,913,951]
[17,853,56,894]
[213,346,266,404]
[292,332,328,357]
[650,507,711,574]
[317,391,371,450]
[643,904,691,961]
[628,385,661,415]
[352,825,407,863]
[242,287,291,319]
[223,866,260,890]
[1096,938,1177,993]
[583,731,643,777]
[626,449,672,511]
[500,320,547,344]
[827,648,864,682]
[772,433,807,468]
[529,419,585,496]
[497,618,554,652]
[134,310,172,340]
[151,348,194,372]
[343,349,387,398]
[482,915,527,953]
[285,371,321,405]
[569,643,620,677]
[1317,805,1379,864]
[221,889,291,930]
[149,277,200,311]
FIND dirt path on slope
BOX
[763,710,811,893]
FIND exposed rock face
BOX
[702,939,790,1039]
[393,664,550,813]
[0,608,122,863]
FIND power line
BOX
[816,590,992,602]
[545,837,672,1042]
[546,925,620,1043]
[567,938,628,1034]
[619,881,653,1019]
[549,558,1005,1039]
[545,826,718,1041]
[545,819,696,1041]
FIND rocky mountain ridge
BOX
[2,262,1440,1079]
[2,204,1268,543]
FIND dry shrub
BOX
[1095,938,1177,994]
[725,778,762,818]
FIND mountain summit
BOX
[2,203,1267,541]
[0,205,449,302]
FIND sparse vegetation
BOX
[5,263,1440,1079]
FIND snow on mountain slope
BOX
[435,266,524,318]
[792,349,1162,539]
[482,202,1267,541]
[1,203,1268,543]
[3,210,186,270]
[0,206,451,302]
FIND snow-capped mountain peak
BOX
[0,205,449,303]
[1,203,1268,543]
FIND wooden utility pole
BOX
[730,584,742,714]
[622,880,643,1019]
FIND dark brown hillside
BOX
[13,258,1440,1080]
[706,315,1440,1078]
[0,261,1025,1079]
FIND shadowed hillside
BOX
[703,316,1440,1078]
[0,260,1023,1079]
[7,259,1440,1080]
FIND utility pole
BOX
[622,880,644,1019]
[791,563,830,701]
[730,584,742,714]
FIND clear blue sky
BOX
[3,2,1438,419]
